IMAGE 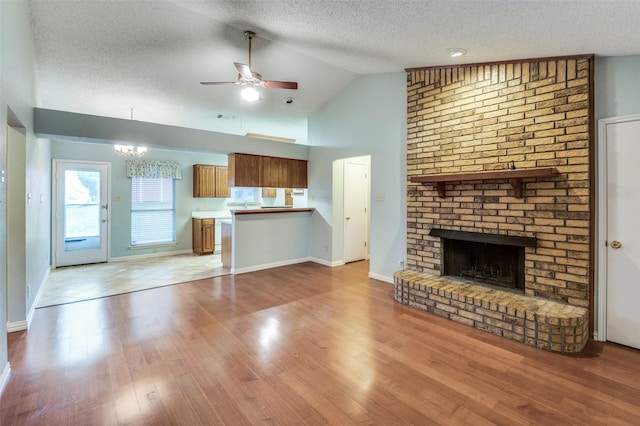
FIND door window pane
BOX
[64,170,101,251]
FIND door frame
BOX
[596,113,640,341]
[51,159,112,268]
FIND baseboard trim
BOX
[0,362,10,397]
[368,272,393,284]
[309,257,344,268]
[7,320,27,333]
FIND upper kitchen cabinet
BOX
[289,159,308,189]
[228,153,308,188]
[261,156,289,188]
[193,164,230,197]
[228,153,262,187]
[215,166,231,198]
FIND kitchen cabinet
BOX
[228,153,308,188]
[215,166,231,198]
[193,164,230,197]
[261,156,288,188]
[289,159,308,189]
[228,153,262,187]
[192,218,214,254]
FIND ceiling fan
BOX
[200,31,298,97]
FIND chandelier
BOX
[114,145,147,157]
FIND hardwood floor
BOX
[2,261,639,425]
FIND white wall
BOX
[7,126,26,327]
[307,73,407,282]
[232,211,313,273]
[595,56,640,120]
[1,0,50,388]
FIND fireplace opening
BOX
[429,229,537,291]
[443,239,525,290]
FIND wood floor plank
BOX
[2,260,640,425]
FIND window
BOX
[230,187,260,203]
[131,177,175,246]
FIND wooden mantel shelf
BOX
[410,167,558,198]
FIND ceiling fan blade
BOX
[200,81,238,85]
[234,62,254,80]
[263,80,298,90]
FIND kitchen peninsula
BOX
[225,207,315,274]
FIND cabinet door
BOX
[289,159,308,188]
[262,156,289,188]
[202,221,214,253]
[215,166,230,197]
[193,164,216,197]
[228,153,262,187]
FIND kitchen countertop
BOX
[191,210,232,219]
[232,207,315,215]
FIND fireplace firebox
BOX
[429,229,537,291]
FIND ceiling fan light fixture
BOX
[448,48,467,58]
[241,86,260,102]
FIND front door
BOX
[53,160,110,267]
[600,115,640,349]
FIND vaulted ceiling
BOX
[28,0,640,144]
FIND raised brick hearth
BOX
[401,55,594,352]
[394,270,589,353]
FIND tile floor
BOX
[37,253,227,308]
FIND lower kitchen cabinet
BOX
[192,218,214,255]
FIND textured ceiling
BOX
[28,0,640,145]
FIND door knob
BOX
[610,240,622,249]
[346,216,351,220]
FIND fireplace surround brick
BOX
[403,56,593,351]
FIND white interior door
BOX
[600,115,640,349]
[344,161,368,263]
[53,160,110,267]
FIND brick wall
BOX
[406,56,593,308]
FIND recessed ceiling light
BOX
[448,48,467,58]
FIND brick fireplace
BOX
[396,55,594,353]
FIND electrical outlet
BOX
[324,244,329,253]
[27,284,31,297]
[399,260,405,269]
